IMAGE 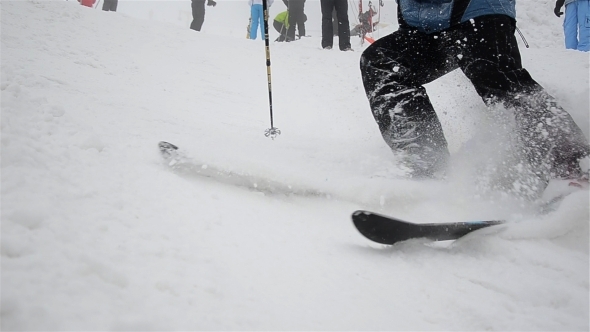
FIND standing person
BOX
[359,0,590,187]
[283,0,306,41]
[554,0,590,51]
[320,0,351,50]
[249,0,274,40]
[102,0,118,11]
[190,0,216,32]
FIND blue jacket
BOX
[397,0,516,33]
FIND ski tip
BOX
[351,210,408,223]
[158,141,178,151]
[352,210,371,217]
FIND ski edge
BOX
[352,210,504,228]
[351,210,504,245]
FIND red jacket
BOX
[80,0,96,7]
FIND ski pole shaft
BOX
[262,0,280,139]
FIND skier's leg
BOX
[563,2,579,50]
[286,15,295,40]
[320,0,334,48]
[332,8,339,36]
[275,21,287,41]
[273,20,282,33]
[575,0,590,51]
[458,15,590,182]
[190,0,206,31]
[298,20,306,38]
[273,21,285,41]
[360,29,454,177]
[334,0,351,50]
[286,0,301,40]
[290,2,305,38]
[250,5,260,39]
[297,5,306,37]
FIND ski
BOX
[157,141,325,197]
[159,141,179,158]
[352,210,504,245]
[159,141,583,245]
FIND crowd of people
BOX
[77,0,589,53]
[264,0,353,50]
[187,0,589,54]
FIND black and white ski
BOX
[159,142,583,246]
[352,210,504,245]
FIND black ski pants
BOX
[360,15,589,179]
[102,0,117,11]
[285,0,306,39]
[321,0,350,50]
[190,0,206,31]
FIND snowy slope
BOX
[1,0,589,330]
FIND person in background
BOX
[273,10,307,41]
[190,0,217,32]
[554,0,590,51]
[79,0,95,8]
[320,0,351,50]
[102,0,118,11]
[283,0,307,41]
[273,11,290,41]
[249,0,274,40]
[359,0,589,187]
[350,6,378,37]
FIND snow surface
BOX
[1,0,589,330]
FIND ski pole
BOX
[247,16,252,39]
[262,0,280,139]
[95,0,101,9]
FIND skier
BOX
[190,0,217,32]
[283,0,307,41]
[554,0,590,51]
[350,6,377,37]
[359,0,590,187]
[249,0,274,40]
